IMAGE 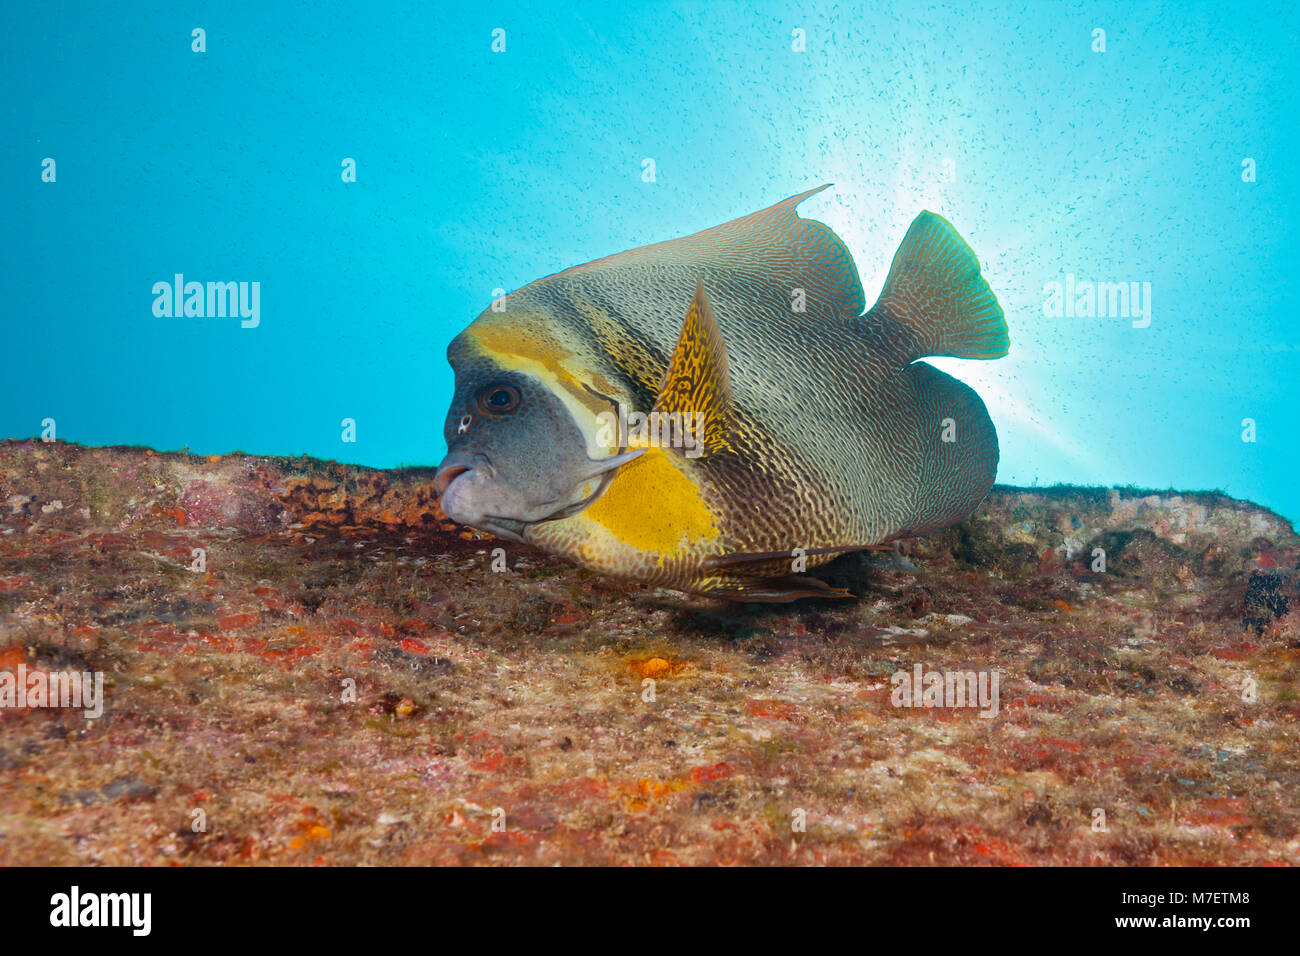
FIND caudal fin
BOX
[864,212,1009,362]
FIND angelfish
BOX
[435,186,1008,601]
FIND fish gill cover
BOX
[0,0,1298,880]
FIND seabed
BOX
[0,439,1296,865]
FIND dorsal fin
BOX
[538,185,866,318]
[649,280,733,458]
[864,211,1009,362]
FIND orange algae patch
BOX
[627,656,691,679]
[631,657,672,678]
[616,776,693,813]
[290,822,332,850]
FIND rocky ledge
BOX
[0,439,1296,865]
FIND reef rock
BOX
[0,439,1296,865]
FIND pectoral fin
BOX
[650,280,734,458]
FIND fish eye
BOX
[475,383,521,415]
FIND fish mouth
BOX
[435,446,643,541]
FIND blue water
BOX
[3,1,1297,525]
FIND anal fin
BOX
[692,572,854,603]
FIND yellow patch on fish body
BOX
[583,448,719,556]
